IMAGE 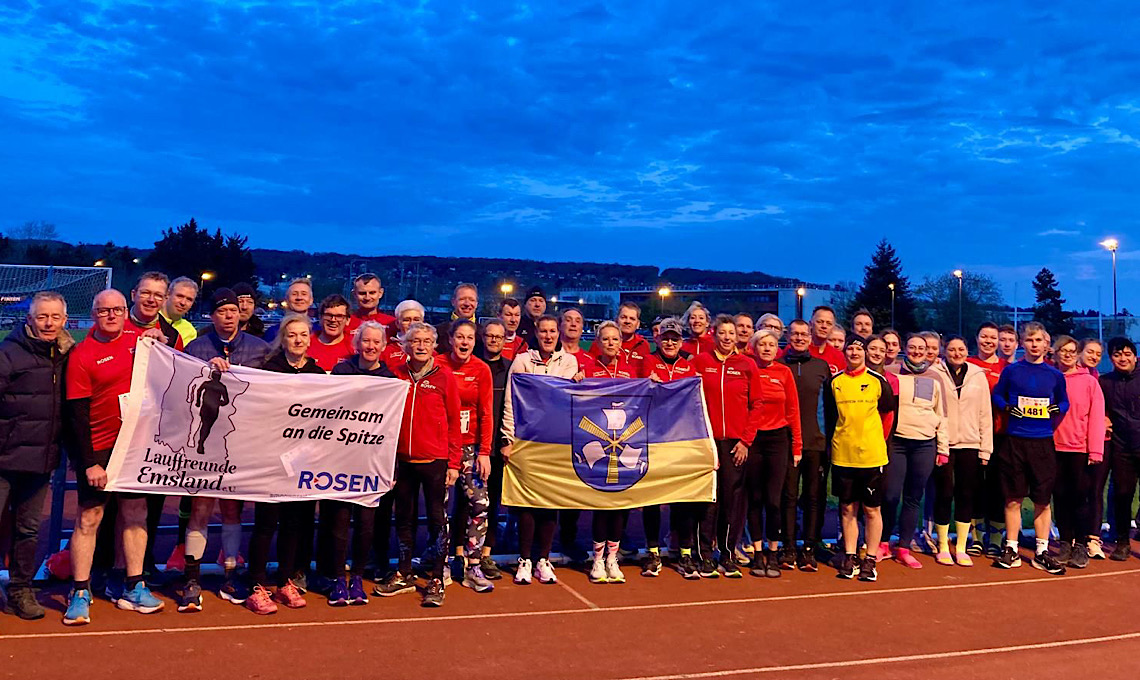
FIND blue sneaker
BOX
[116,581,165,614]
[63,588,93,626]
[347,575,369,605]
[327,577,349,607]
[103,572,125,602]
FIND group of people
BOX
[0,270,1137,627]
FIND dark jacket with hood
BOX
[778,348,830,452]
[1101,368,1140,452]
[0,324,72,474]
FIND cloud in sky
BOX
[0,1,1137,311]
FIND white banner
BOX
[105,338,406,506]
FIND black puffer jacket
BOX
[0,324,71,473]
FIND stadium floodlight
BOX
[1101,238,1119,316]
[500,282,514,296]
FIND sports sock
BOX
[936,523,950,553]
[1035,537,1048,555]
[680,548,692,557]
[126,574,144,589]
[605,540,620,558]
[971,519,984,544]
[222,522,242,569]
[185,528,207,561]
[592,541,605,560]
[184,556,200,581]
[73,579,91,591]
[1006,539,1018,550]
[990,523,1006,546]
[648,547,659,555]
[955,522,971,553]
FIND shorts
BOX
[999,436,1056,505]
[76,449,143,507]
[832,465,884,508]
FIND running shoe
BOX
[421,578,444,607]
[836,554,858,579]
[965,539,984,557]
[103,571,125,602]
[347,575,369,605]
[1111,541,1132,561]
[934,551,954,566]
[1069,543,1090,569]
[374,571,416,597]
[62,588,92,625]
[797,546,818,573]
[777,547,796,570]
[677,554,700,580]
[535,558,558,584]
[876,542,892,562]
[698,557,720,579]
[479,555,502,580]
[1032,551,1066,575]
[562,542,591,565]
[116,581,164,614]
[245,585,277,615]
[762,551,781,578]
[857,556,877,582]
[719,557,742,578]
[177,579,203,613]
[995,545,1021,569]
[895,548,923,569]
[290,571,308,594]
[1088,537,1106,560]
[640,552,662,577]
[605,553,625,583]
[219,575,247,605]
[955,551,974,567]
[1055,541,1073,565]
[6,587,44,620]
[327,576,349,606]
[273,580,307,608]
[513,558,533,585]
[462,564,495,593]
[619,544,639,560]
[984,542,1003,558]
[307,574,334,596]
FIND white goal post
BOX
[0,264,113,329]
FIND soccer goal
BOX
[0,264,112,329]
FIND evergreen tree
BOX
[147,218,258,300]
[1031,267,1074,336]
[849,239,917,333]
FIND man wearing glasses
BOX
[125,272,183,351]
[346,273,395,341]
[1102,337,1140,561]
[63,290,164,624]
[308,294,356,372]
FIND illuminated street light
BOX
[953,270,964,336]
[1101,238,1119,316]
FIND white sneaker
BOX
[514,558,533,585]
[1088,537,1106,560]
[534,558,558,584]
[589,555,608,583]
[605,553,625,583]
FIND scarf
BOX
[902,355,930,375]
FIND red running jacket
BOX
[436,353,494,453]
[391,360,463,469]
[693,350,764,446]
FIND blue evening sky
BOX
[1,1,1137,312]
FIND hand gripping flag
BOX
[502,375,717,510]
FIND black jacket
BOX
[262,351,326,375]
[1101,369,1140,453]
[0,324,70,474]
[331,357,396,378]
[779,349,830,452]
[482,352,511,457]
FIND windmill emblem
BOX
[573,400,649,492]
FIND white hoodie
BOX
[500,349,580,443]
[934,361,995,460]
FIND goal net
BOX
[0,264,112,329]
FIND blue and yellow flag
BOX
[502,375,717,510]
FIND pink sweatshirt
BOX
[1053,367,1106,461]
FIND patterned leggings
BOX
[450,445,491,560]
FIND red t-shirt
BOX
[346,310,397,340]
[66,330,140,451]
[809,342,845,375]
[308,334,355,372]
[436,353,494,452]
[564,348,596,373]
[967,355,1009,434]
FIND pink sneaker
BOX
[876,542,892,562]
[895,548,923,569]
[273,580,307,608]
[935,551,954,566]
[955,551,974,567]
[165,544,186,572]
[246,585,278,615]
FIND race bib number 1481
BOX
[1018,396,1050,419]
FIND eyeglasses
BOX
[409,339,435,347]
[94,306,127,318]
[322,313,347,322]
[762,324,783,332]
[1056,349,1077,356]
[483,333,505,341]
[659,336,680,343]
[136,290,166,300]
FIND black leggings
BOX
[782,448,824,547]
[746,428,789,544]
[933,448,980,525]
[981,435,1008,522]
[483,453,504,549]
[249,501,315,587]
[713,439,745,556]
[319,491,393,578]
[592,509,630,543]
[394,459,448,580]
[516,507,556,560]
[642,505,663,549]
[1111,448,1140,542]
[1093,443,1113,534]
[1054,450,1097,543]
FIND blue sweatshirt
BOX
[992,360,1069,439]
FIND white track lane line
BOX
[2,568,1136,641]
[608,631,1140,680]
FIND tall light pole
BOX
[658,286,671,315]
[500,282,514,300]
[1100,238,1119,317]
[953,270,964,336]
[888,282,896,329]
[796,286,805,320]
